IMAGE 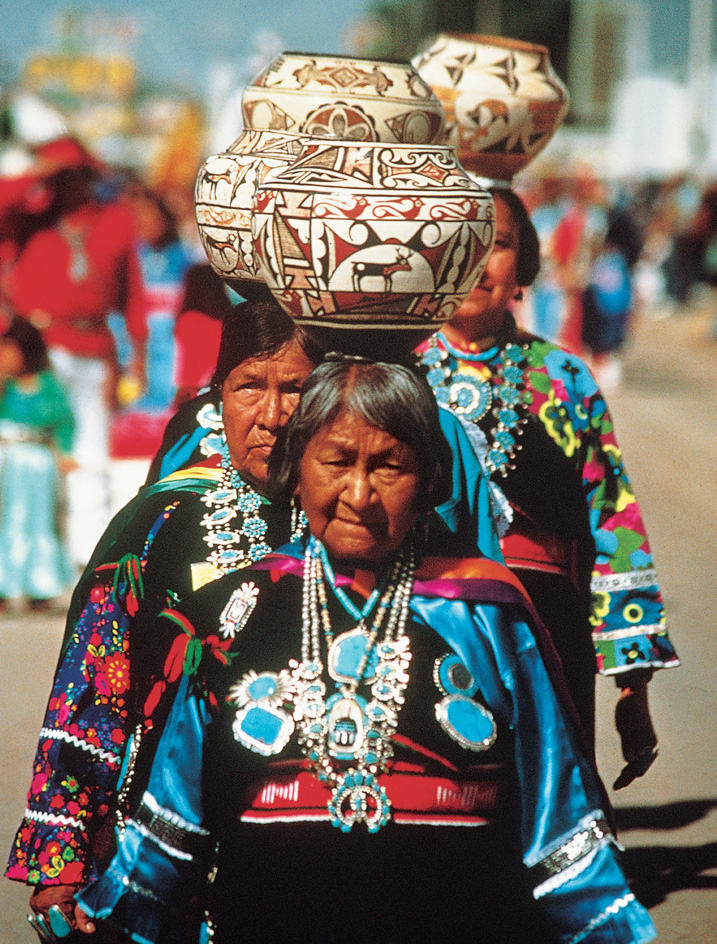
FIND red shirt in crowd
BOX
[9,200,147,359]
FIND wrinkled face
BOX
[449,194,520,336]
[221,339,315,492]
[298,411,424,566]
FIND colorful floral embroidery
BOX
[417,327,679,677]
[7,502,183,886]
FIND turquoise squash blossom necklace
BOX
[200,435,306,574]
[419,330,533,478]
[291,537,415,833]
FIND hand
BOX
[30,885,96,937]
[613,682,659,790]
[615,681,658,764]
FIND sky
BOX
[0,0,375,98]
[1,1,702,98]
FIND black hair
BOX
[269,357,453,508]
[210,298,325,390]
[178,263,234,320]
[605,210,643,269]
[490,187,541,287]
[0,315,50,374]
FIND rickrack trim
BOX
[563,892,636,944]
[590,569,658,593]
[591,624,666,642]
[40,728,122,766]
[528,813,611,886]
[25,809,85,831]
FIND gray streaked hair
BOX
[268,357,453,507]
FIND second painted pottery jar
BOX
[195,128,312,290]
[242,52,446,145]
[251,140,495,356]
[413,33,570,182]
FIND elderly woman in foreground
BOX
[8,300,323,940]
[75,358,654,944]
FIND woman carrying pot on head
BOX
[75,358,655,944]
[7,299,323,941]
[416,187,679,784]
[145,280,506,566]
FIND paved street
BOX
[1,307,716,942]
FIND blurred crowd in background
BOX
[0,131,240,611]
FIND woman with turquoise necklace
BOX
[9,300,323,941]
[73,357,655,944]
[416,187,679,784]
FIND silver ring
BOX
[48,905,74,939]
[27,912,57,944]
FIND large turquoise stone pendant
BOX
[328,628,379,684]
[232,703,295,756]
[328,768,391,833]
[435,694,497,751]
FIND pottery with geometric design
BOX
[251,140,495,350]
[242,52,446,145]
[195,129,312,288]
[413,33,569,182]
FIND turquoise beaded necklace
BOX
[316,539,386,621]
[419,330,532,478]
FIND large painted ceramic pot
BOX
[195,129,312,289]
[413,33,570,182]
[242,52,446,145]
[251,140,495,355]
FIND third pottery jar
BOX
[195,128,311,290]
[242,52,446,145]
[413,33,570,182]
[251,140,496,357]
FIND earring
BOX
[514,288,524,302]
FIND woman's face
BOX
[222,339,315,492]
[298,411,424,566]
[449,194,520,338]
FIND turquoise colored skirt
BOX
[0,437,74,600]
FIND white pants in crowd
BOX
[50,347,112,570]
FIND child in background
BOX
[581,211,642,393]
[0,314,76,610]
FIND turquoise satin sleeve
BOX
[77,675,211,944]
[410,596,656,944]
